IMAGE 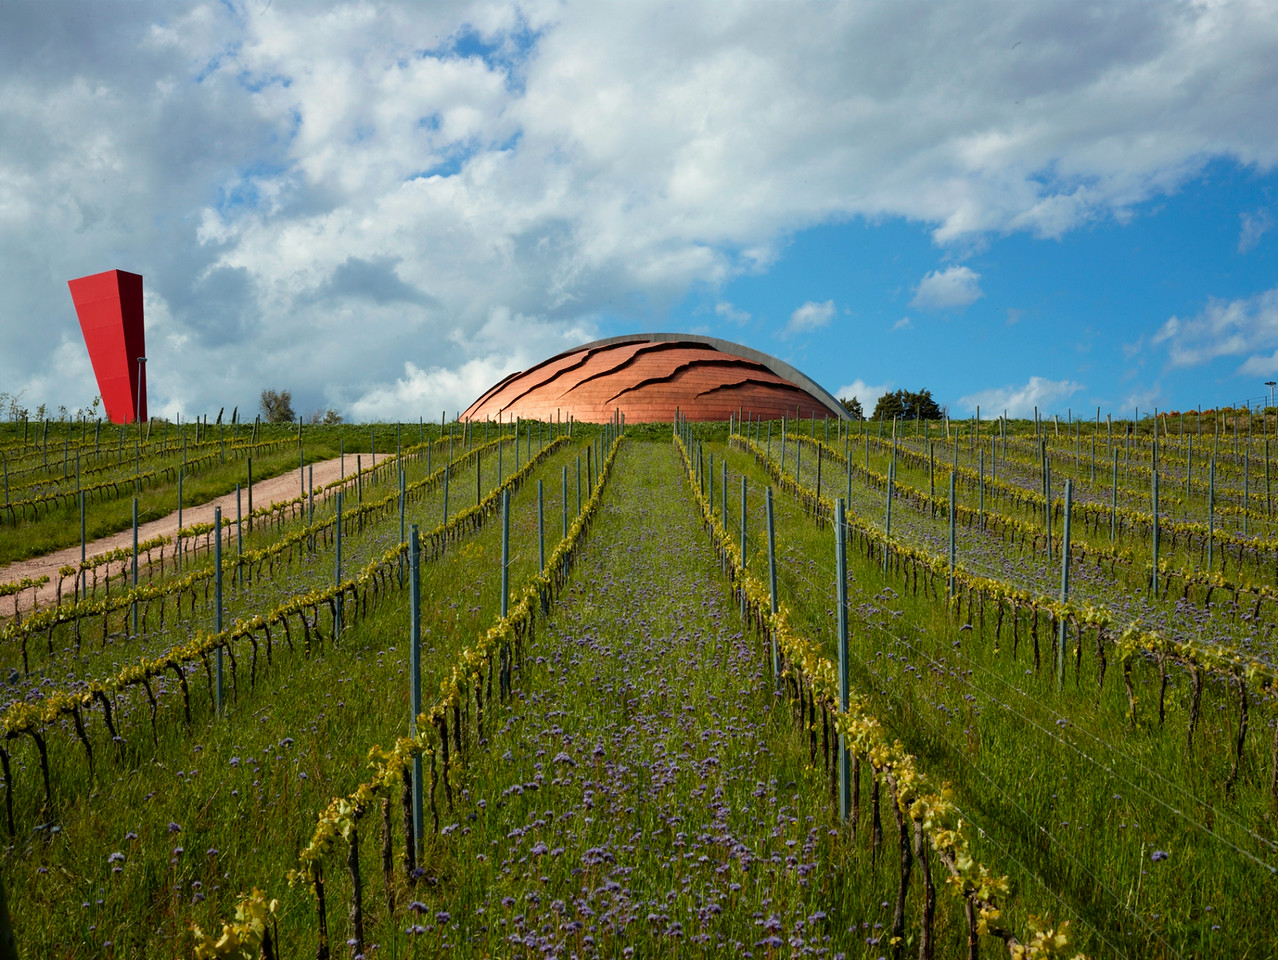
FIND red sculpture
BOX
[68,269,146,423]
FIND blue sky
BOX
[667,158,1278,416]
[2,1,1277,421]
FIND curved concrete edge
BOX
[482,332,852,421]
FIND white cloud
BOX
[835,378,892,410]
[3,2,1278,417]
[1239,209,1273,253]
[957,376,1083,417]
[892,316,912,330]
[349,357,518,423]
[787,299,835,334]
[910,265,984,312]
[1151,286,1278,368]
[715,301,751,325]
[1238,350,1278,377]
[1122,384,1163,412]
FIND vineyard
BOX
[0,409,1275,958]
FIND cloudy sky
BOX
[3,0,1278,422]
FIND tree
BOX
[260,388,295,423]
[309,408,344,424]
[871,390,906,422]
[839,396,865,420]
[904,388,943,420]
[871,388,944,422]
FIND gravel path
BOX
[0,453,382,617]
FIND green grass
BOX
[3,436,589,957]
[4,420,1276,958]
[703,430,1278,958]
[0,421,511,567]
[328,440,973,958]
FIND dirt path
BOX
[0,453,381,617]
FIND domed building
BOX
[461,333,847,424]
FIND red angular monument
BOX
[68,269,146,423]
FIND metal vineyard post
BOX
[884,460,895,573]
[398,470,406,587]
[1044,454,1053,562]
[215,505,224,715]
[132,498,139,635]
[708,452,714,514]
[409,524,423,853]
[1152,466,1160,595]
[501,488,511,706]
[1058,479,1072,688]
[978,448,985,531]
[1111,448,1119,542]
[236,485,243,588]
[835,497,850,822]
[766,486,778,682]
[947,472,956,598]
[335,491,343,641]
[538,480,545,574]
[69,487,87,602]
[1244,449,1250,536]
[721,459,727,527]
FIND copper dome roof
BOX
[461,333,848,424]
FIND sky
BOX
[3,0,1278,423]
